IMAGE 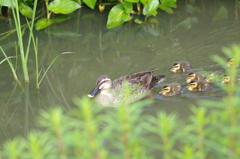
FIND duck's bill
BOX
[186,86,192,91]
[88,86,100,98]
[170,68,176,72]
[186,79,191,83]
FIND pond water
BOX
[0,0,240,145]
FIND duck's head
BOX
[187,80,198,91]
[170,63,181,72]
[206,72,223,83]
[88,75,112,98]
[205,73,214,83]
[222,75,230,84]
[227,58,239,67]
[186,72,196,83]
[227,58,234,67]
[159,85,171,95]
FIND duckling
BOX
[227,58,239,67]
[186,72,205,83]
[170,61,191,73]
[159,83,182,96]
[187,80,210,92]
[205,71,225,83]
[221,74,240,85]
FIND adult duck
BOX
[88,70,165,107]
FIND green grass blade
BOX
[38,52,74,85]
[12,0,29,82]
[0,46,22,86]
[25,0,38,62]
[0,56,16,64]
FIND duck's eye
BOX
[190,83,196,87]
[173,64,179,68]
[98,81,105,86]
[189,74,195,77]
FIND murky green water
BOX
[0,0,240,145]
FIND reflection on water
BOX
[0,0,240,145]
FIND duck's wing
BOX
[112,70,160,87]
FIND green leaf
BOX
[134,19,143,24]
[159,4,173,14]
[143,0,159,16]
[35,18,54,30]
[19,5,33,19]
[107,4,132,29]
[83,0,96,9]
[143,4,149,15]
[51,15,71,23]
[140,0,147,5]
[149,0,159,15]
[160,0,177,8]
[125,0,139,3]
[48,0,81,14]
[123,1,133,13]
[0,0,16,7]
[213,6,228,22]
[123,13,132,22]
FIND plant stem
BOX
[119,104,130,159]
[163,135,171,159]
[35,38,39,89]
[197,121,204,159]
[38,52,73,86]
[137,3,141,14]
[45,0,51,19]
[56,127,67,159]
[12,0,29,82]
[227,62,237,157]
[25,0,38,62]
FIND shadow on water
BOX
[0,0,240,145]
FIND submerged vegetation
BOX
[1,45,240,158]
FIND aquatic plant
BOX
[0,0,74,88]
[0,0,177,30]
